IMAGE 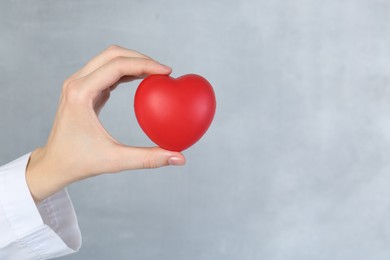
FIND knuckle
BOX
[62,78,75,93]
[110,56,129,74]
[107,56,152,79]
[61,78,88,103]
[106,44,122,54]
[62,78,72,89]
[111,55,126,64]
[143,153,159,169]
[105,44,144,59]
[106,45,131,60]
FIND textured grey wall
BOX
[1,0,390,259]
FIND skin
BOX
[26,45,186,203]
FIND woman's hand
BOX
[26,45,186,202]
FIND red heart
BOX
[134,74,216,152]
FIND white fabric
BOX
[0,153,81,259]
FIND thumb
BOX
[114,146,186,170]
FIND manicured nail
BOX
[160,63,172,70]
[168,157,185,166]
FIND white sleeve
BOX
[0,153,82,260]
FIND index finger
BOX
[79,56,171,95]
[70,45,154,80]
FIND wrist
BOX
[26,147,69,203]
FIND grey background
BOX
[1,0,390,259]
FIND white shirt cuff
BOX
[0,153,81,259]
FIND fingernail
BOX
[160,63,172,70]
[168,157,185,166]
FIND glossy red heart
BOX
[134,74,216,152]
